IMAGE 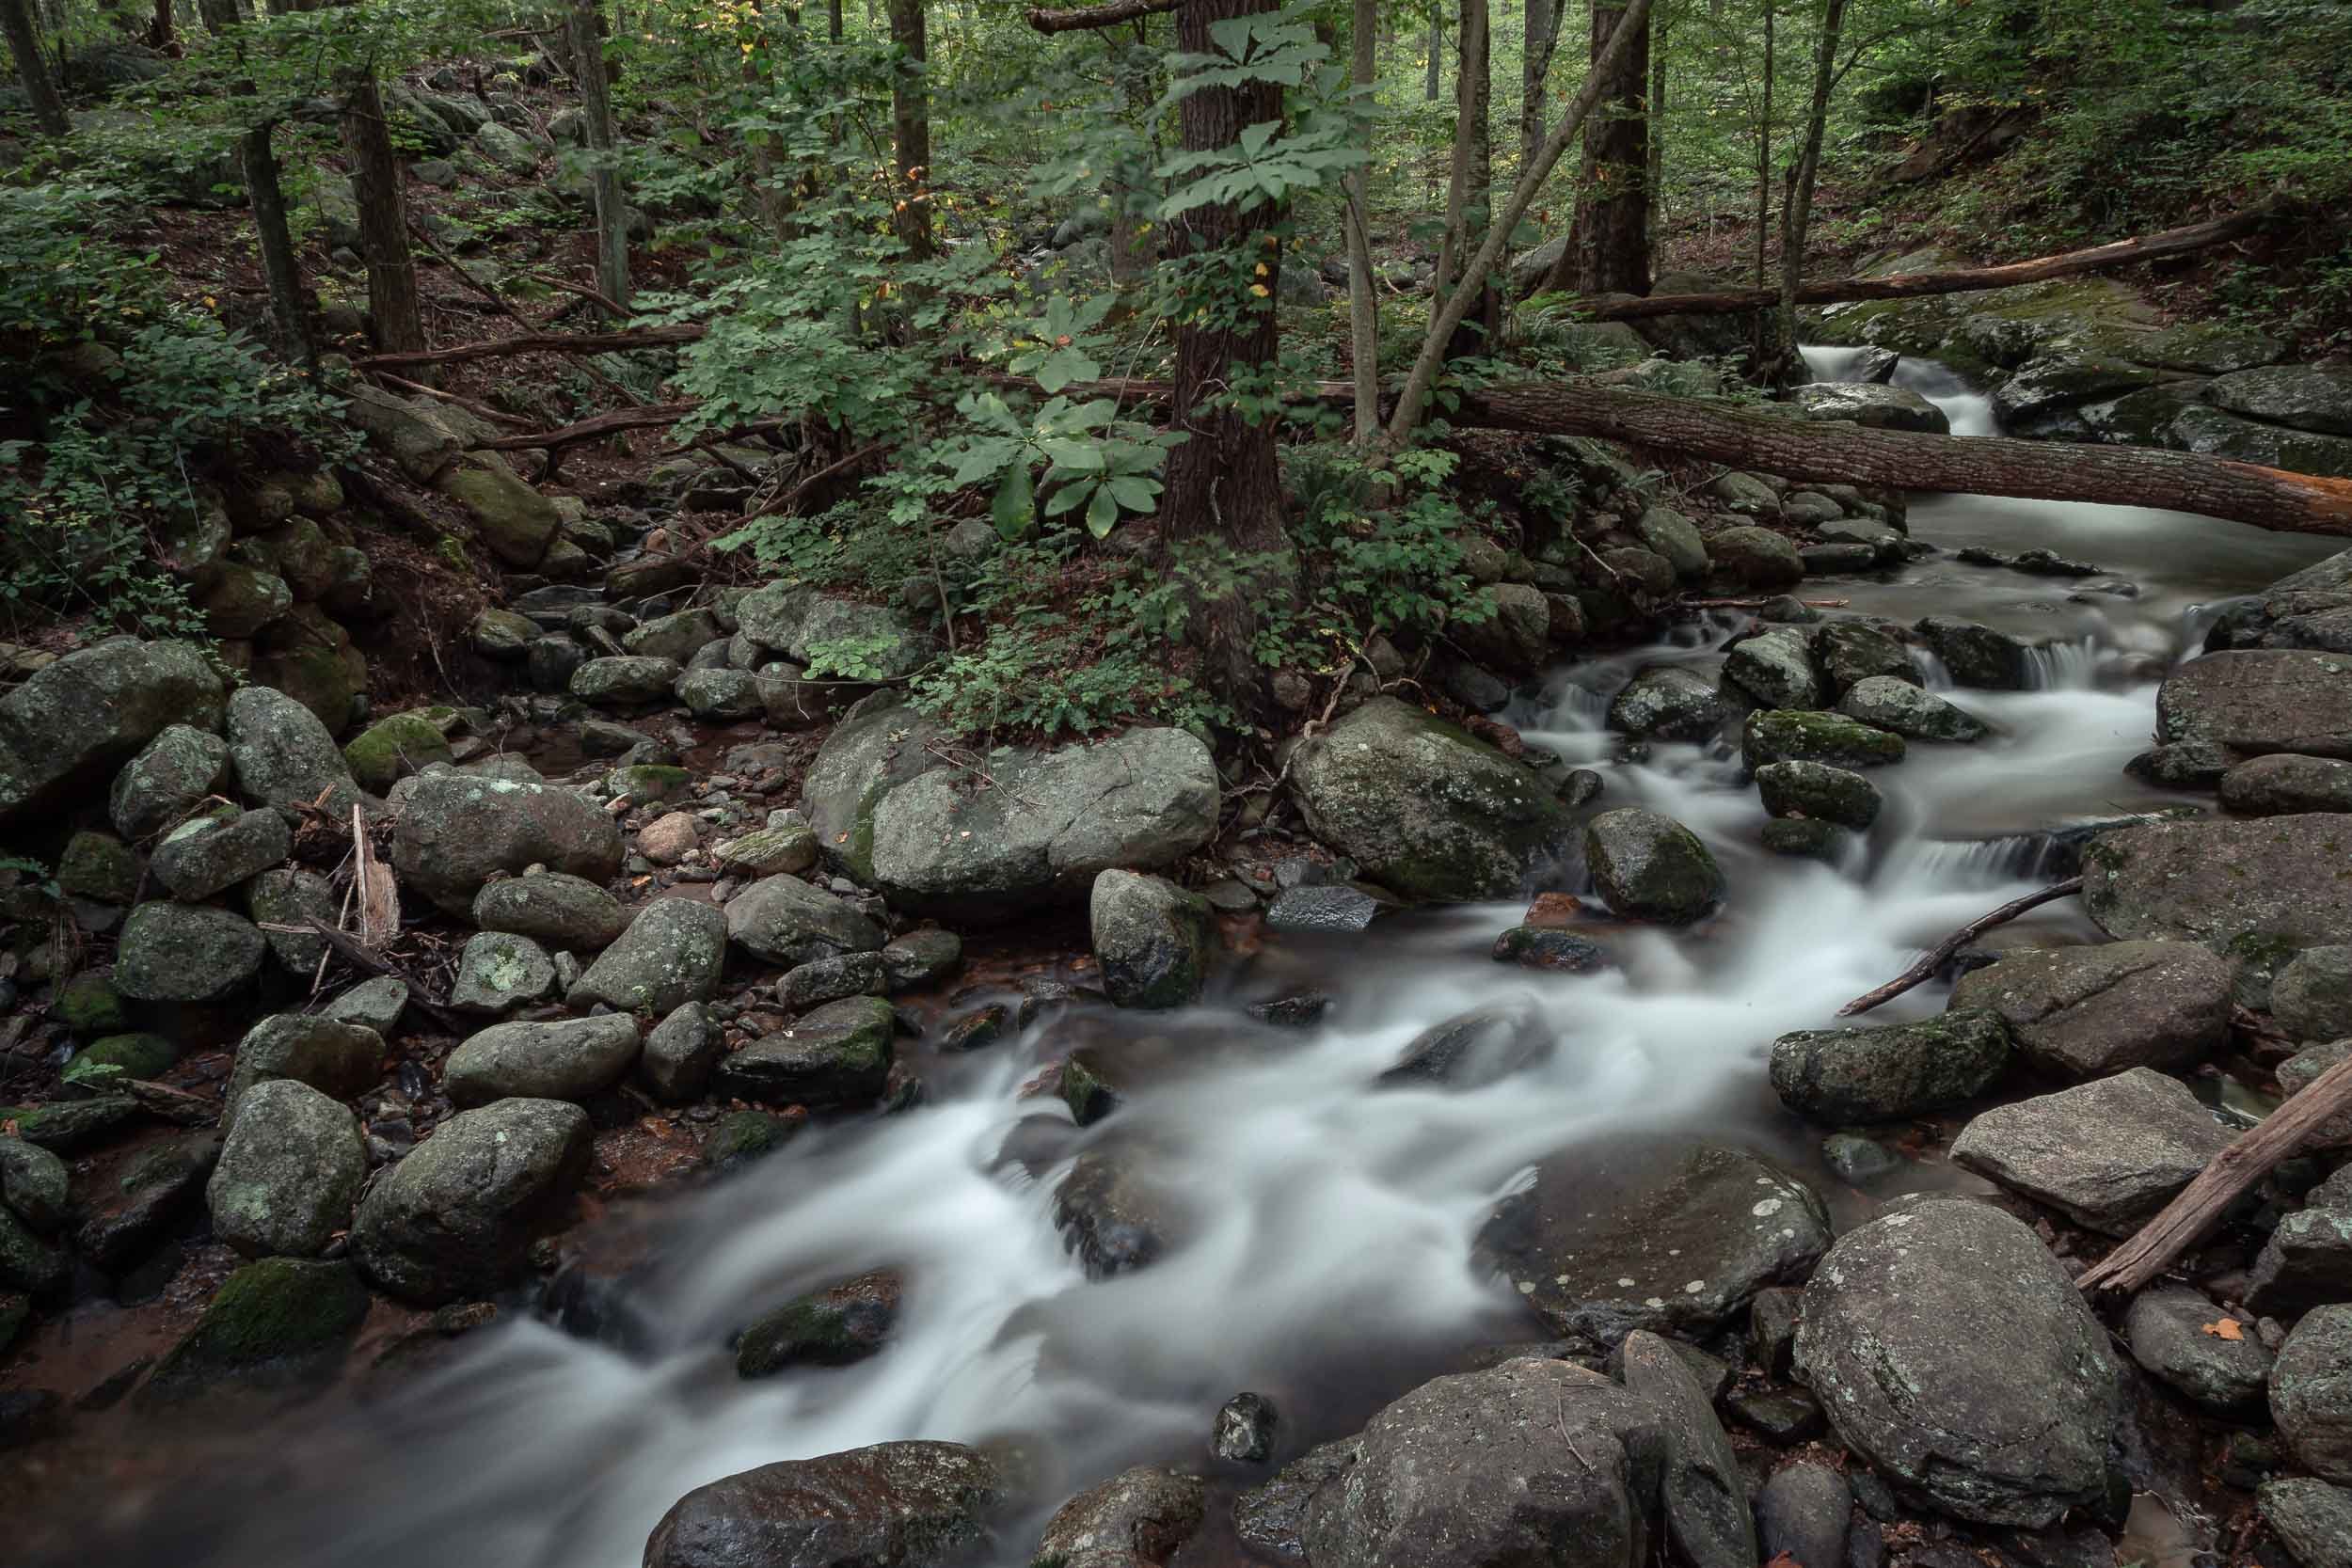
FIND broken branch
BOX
[1836,876,2084,1017]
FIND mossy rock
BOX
[702,1109,797,1172]
[0,1096,139,1152]
[736,1270,900,1378]
[65,1032,177,1086]
[608,764,693,803]
[1743,710,1907,770]
[342,710,457,794]
[142,1257,371,1402]
[55,970,130,1037]
[56,831,140,905]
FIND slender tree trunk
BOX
[829,0,841,37]
[147,0,172,50]
[1567,0,1649,294]
[742,0,793,240]
[197,0,310,365]
[1159,0,1290,706]
[342,73,425,356]
[569,0,631,308]
[1346,0,1378,444]
[1435,0,1494,358]
[1645,12,1665,238]
[1773,0,1847,369]
[1104,32,1143,285]
[1750,0,1777,366]
[0,0,69,136]
[1424,10,1440,99]
[1519,0,1558,171]
[886,0,931,261]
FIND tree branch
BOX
[1836,878,2083,1018]
[1025,0,1180,33]
[352,323,707,371]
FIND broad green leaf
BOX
[992,462,1035,540]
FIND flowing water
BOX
[37,356,2346,1567]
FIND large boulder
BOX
[1296,1358,1667,1568]
[714,996,896,1106]
[441,1015,641,1105]
[110,724,231,841]
[642,1441,1006,1568]
[1756,761,1882,830]
[1481,1142,1831,1340]
[1452,583,1551,675]
[1724,627,1823,710]
[1917,616,2035,689]
[724,874,886,966]
[1616,1331,1756,1568]
[206,1078,366,1258]
[224,1013,383,1110]
[1791,380,1950,435]
[1743,709,1906,769]
[1947,940,2233,1078]
[351,1098,592,1304]
[567,898,727,1014]
[2156,651,2352,760]
[2275,947,2352,1041]
[391,770,625,915]
[114,902,267,1003]
[2248,1205,2352,1316]
[1584,808,1724,925]
[1293,696,1573,901]
[2272,1305,2352,1483]
[734,583,939,679]
[2259,1480,2352,1568]
[1836,676,1989,742]
[1949,1068,2234,1234]
[2208,366,2352,436]
[2083,814,2352,948]
[224,683,370,821]
[2221,752,2352,815]
[1794,1198,2122,1526]
[1089,870,1213,1009]
[1607,666,1728,741]
[0,638,224,832]
[471,871,628,951]
[151,807,291,902]
[1769,1011,2010,1122]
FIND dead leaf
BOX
[1766,1554,1804,1568]
[2201,1318,2245,1340]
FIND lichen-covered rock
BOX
[1918,616,2036,689]
[2249,1204,2352,1317]
[141,1258,370,1401]
[1744,709,1907,769]
[245,866,336,975]
[225,1013,384,1110]
[109,723,231,841]
[207,1078,366,1258]
[714,820,819,879]
[0,638,224,832]
[1090,869,1213,1008]
[1293,696,1573,902]
[1617,1330,1756,1568]
[471,870,627,951]
[1607,665,1728,741]
[2083,814,2352,948]
[2157,650,2352,760]
[1634,506,1708,578]
[1791,380,1950,434]
[115,901,267,1003]
[2124,1284,2273,1413]
[0,1137,69,1236]
[623,608,723,665]
[724,874,885,966]
[1950,1068,2234,1233]
[2273,1305,2352,1483]
[733,583,940,679]
[568,898,727,1014]
[391,770,624,916]
[570,655,681,707]
[342,711,455,793]
[1710,526,1804,589]
[641,1002,720,1102]
[449,930,560,1014]
[714,996,896,1106]
[1724,627,1823,710]
[352,1098,593,1304]
[1756,761,1882,830]
[151,806,290,901]
[2274,1040,2352,1150]
[1795,1198,2122,1526]
[1451,583,1551,675]
[881,928,962,990]
[2209,366,2352,436]
[1770,1011,2011,1122]
[440,462,560,567]
[642,1441,1005,1568]
[2221,752,2352,815]
[442,1014,640,1106]
[1813,622,1918,694]
[224,684,367,819]
[1836,675,1988,741]
[1584,808,1724,925]
[677,666,763,721]
[1947,940,2233,1078]
[2259,1479,2352,1568]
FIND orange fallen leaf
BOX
[1766,1554,1804,1568]
[2201,1318,2245,1340]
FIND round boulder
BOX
[1584,808,1724,925]
[351,1098,593,1304]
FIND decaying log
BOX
[1024,0,1180,32]
[1837,877,2083,1018]
[352,323,706,372]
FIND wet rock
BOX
[392,771,624,916]
[1710,526,1804,589]
[1482,1142,1832,1340]
[1795,1197,2121,1526]
[1744,709,1907,769]
[2273,1305,2352,1482]
[353,1098,592,1304]
[2124,1285,2273,1413]
[442,1014,641,1105]
[881,929,961,990]
[0,1097,138,1153]
[1793,380,1950,434]
[449,930,559,1014]
[110,723,231,841]
[0,1138,69,1235]
[1725,627,1824,710]
[1803,542,1881,575]
[2222,752,2352,815]
[2156,650,2352,760]
[1755,1462,1852,1568]
[150,806,290,901]
[76,1130,218,1272]
[2248,1206,2352,1316]
[725,873,886,966]
[1453,583,1552,674]
[207,1079,366,1258]
[1381,999,1552,1088]
[1232,1438,1355,1559]
[0,638,225,832]
[1091,871,1214,1009]
[1033,1465,1204,1567]
[939,1006,1009,1053]
[140,1258,371,1402]
[1299,1358,1666,1568]
[471,608,537,659]
[1264,884,1378,934]
[1054,1143,1185,1277]
[2126,739,2233,787]
[715,996,897,1106]
[1763,818,1850,860]
[2082,814,2352,947]
[776,952,889,1010]
[715,821,819,879]
[0,1205,67,1293]
[1836,675,1988,742]
[472,871,628,951]
[569,898,727,1014]
[1214,1391,1279,1464]
[1492,926,1613,971]
[1292,697,1572,902]
[1918,616,2035,689]
[1585,807,1725,925]
[1608,665,1729,741]
[2209,366,2352,436]
[1813,622,1918,695]
[704,1109,798,1172]
[223,684,365,818]
[642,1441,1005,1568]
[1618,1329,1755,1568]
[1769,1011,2011,1122]
[737,1270,901,1377]
[1950,1068,2233,1234]
[342,711,454,794]
[1248,992,1332,1028]
[115,901,267,1003]
[1634,506,1709,578]
[1756,761,1882,830]
[1947,941,2233,1078]
[2260,1478,2352,1568]
[640,1002,719,1102]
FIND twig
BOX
[266,919,467,1034]
[1836,876,2084,1017]
[737,440,889,523]
[375,372,540,430]
[410,218,643,407]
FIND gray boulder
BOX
[449,930,559,1014]
[2083,814,2352,948]
[2273,1305,2352,1483]
[1265,884,1378,934]
[225,1013,383,1110]
[353,1098,592,1304]
[1918,616,2035,689]
[224,684,366,818]
[2277,1040,2352,1149]
[115,902,267,1003]
[2124,1284,2273,1413]
[2209,366,2352,436]
[1794,1198,2122,1525]
[642,1002,720,1102]
[714,996,896,1106]
[1770,1011,2010,1122]
[1744,709,1907,769]
[0,638,224,832]
[1090,870,1213,1009]
[569,898,728,1014]
[624,608,723,665]
[1724,627,1824,710]
[442,1015,640,1105]
[1753,1465,1851,1568]
[2222,753,2352,815]
[110,724,231,841]
[1950,1068,2233,1234]
[2156,651,2352,760]
[1298,1358,1666,1568]
[2248,1205,2352,1316]
[0,1137,69,1235]
[151,807,291,901]
[391,771,625,915]
[1452,583,1551,675]
[678,667,764,721]
[324,976,407,1037]
[571,655,681,707]
[206,1078,366,1258]
[1633,506,1708,579]
[775,953,887,1011]
[642,1441,1005,1568]
[714,821,819,879]
[1756,761,1882,830]
[1584,808,1724,925]
[1616,1330,1755,1568]
[1032,1466,1204,1568]
[1607,666,1728,741]
[2260,1479,2352,1568]
[724,874,885,966]
[733,583,939,679]
[1947,940,2233,1078]
[1792,380,1950,434]
[472,871,628,950]
[1709,526,1804,589]
[1837,675,1988,741]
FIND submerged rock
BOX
[1584,807,1725,925]
[1770,1011,2011,1122]
[1090,870,1214,1009]
[1381,999,1553,1088]
[642,1441,1005,1568]
[737,1270,901,1378]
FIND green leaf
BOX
[1086,483,1120,538]
[992,461,1035,540]
[1106,476,1159,511]
[1039,437,1105,472]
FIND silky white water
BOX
[54,360,2344,1568]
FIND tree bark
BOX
[1023,0,1174,31]
[1519,0,1563,170]
[1452,378,2352,536]
[1424,10,1440,99]
[1559,0,1650,295]
[1345,0,1378,444]
[1435,0,1495,358]
[342,73,425,356]
[887,0,931,261]
[197,0,312,367]
[569,0,630,309]
[0,0,69,136]
[1750,0,1776,365]
[1772,0,1847,372]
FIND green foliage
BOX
[1282,441,1489,644]
[910,624,1227,741]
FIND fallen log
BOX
[468,401,701,453]
[1024,0,1180,31]
[2077,1049,2352,1297]
[352,323,706,372]
[1523,206,2274,316]
[1451,380,2352,537]
[1837,876,2083,1018]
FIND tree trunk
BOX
[197,0,312,366]
[1435,0,1494,358]
[1346,0,1378,444]
[1565,0,1649,294]
[1645,11,1664,237]
[569,0,631,309]
[1750,0,1776,365]
[342,73,425,356]
[1518,0,1562,171]
[1158,0,1291,706]
[887,0,931,261]
[1452,378,2352,536]
[828,0,841,38]
[1772,0,1846,373]
[1424,10,1439,99]
[147,0,172,50]
[0,0,69,136]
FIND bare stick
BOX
[1836,877,2083,1018]
[2078,1051,2352,1297]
